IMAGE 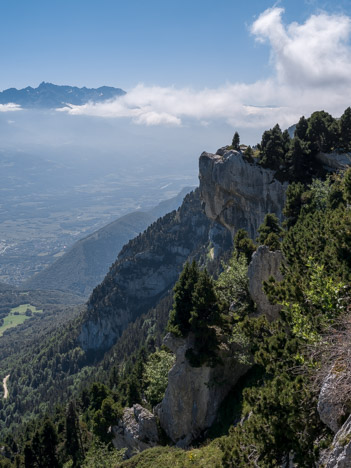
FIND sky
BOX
[1,0,351,144]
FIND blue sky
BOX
[0,0,350,90]
[1,0,351,145]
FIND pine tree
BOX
[234,228,256,262]
[232,131,240,150]
[65,401,84,466]
[294,116,308,140]
[257,213,283,249]
[167,261,199,336]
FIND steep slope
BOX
[0,82,125,108]
[79,189,232,351]
[24,188,192,296]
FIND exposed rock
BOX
[320,415,351,467]
[111,404,159,458]
[248,245,284,320]
[316,152,351,171]
[79,190,232,352]
[199,151,287,239]
[157,332,249,446]
[216,146,230,156]
[318,369,347,434]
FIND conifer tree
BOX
[257,213,283,250]
[233,228,256,262]
[167,261,199,336]
[65,401,84,466]
[232,131,240,150]
[294,115,308,140]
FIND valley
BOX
[0,150,197,285]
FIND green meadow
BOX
[0,304,43,336]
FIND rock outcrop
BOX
[319,415,351,467]
[157,332,249,447]
[248,245,284,320]
[79,190,232,351]
[316,152,351,171]
[111,404,159,458]
[199,150,288,239]
[318,369,348,434]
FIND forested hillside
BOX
[1,108,351,467]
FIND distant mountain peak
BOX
[0,82,126,109]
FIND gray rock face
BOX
[199,151,287,239]
[78,190,215,351]
[320,415,351,467]
[157,332,249,446]
[78,191,232,352]
[248,245,284,320]
[316,152,351,171]
[318,370,347,434]
[111,404,159,458]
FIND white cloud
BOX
[0,103,21,112]
[60,7,351,130]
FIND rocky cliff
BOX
[78,190,232,351]
[199,150,288,238]
[157,332,249,447]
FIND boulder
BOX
[111,404,159,459]
[157,332,249,447]
[248,245,284,320]
[320,414,351,467]
[318,369,348,434]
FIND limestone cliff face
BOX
[78,190,232,351]
[199,150,288,238]
[157,332,249,447]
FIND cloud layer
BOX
[60,7,351,129]
[0,103,21,112]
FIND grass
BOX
[0,304,43,336]
[117,440,225,468]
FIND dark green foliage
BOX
[65,401,84,467]
[233,229,256,262]
[243,145,254,163]
[343,168,351,205]
[232,131,240,150]
[24,418,60,468]
[339,107,351,151]
[257,213,283,249]
[259,124,285,170]
[167,261,199,336]
[306,110,338,153]
[283,182,305,228]
[258,108,351,182]
[294,115,308,140]
[286,136,311,181]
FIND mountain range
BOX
[0,82,126,108]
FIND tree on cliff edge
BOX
[232,131,240,150]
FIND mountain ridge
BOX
[0,81,126,108]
